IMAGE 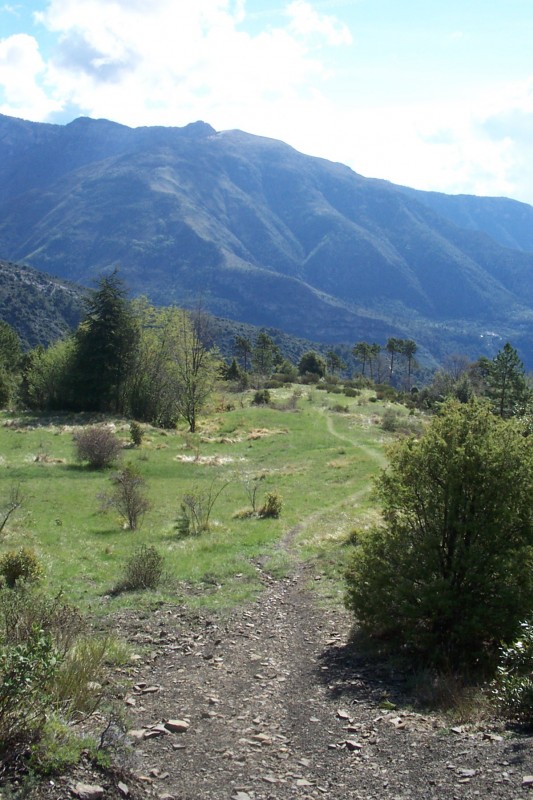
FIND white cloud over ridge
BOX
[0,1,532,202]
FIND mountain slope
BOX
[0,114,532,365]
[0,259,85,348]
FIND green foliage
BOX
[345,399,533,673]
[0,625,59,748]
[74,426,122,469]
[0,547,44,588]
[28,716,96,776]
[116,544,165,592]
[298,350,326,378]
[100,463,151,530]
[21,338,77,411]
[259,491,283,519]
[492,622,533,722]
[71,270,139,413]
[129,420,144,447]
[484,342,531,418]
[252,330,281,376]
[252,389,271,405]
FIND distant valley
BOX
[1,113,532,366]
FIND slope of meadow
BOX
[0,386,401,612]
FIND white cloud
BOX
[0,33,60,117]
[286,0,352,46]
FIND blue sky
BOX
[2,0,533,203]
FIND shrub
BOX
[0,547,44,588]
[117,545,164,592]
[252,389,270,405]
[381,408,399,431]
[100,463,151,530]
[345,399,533,673]
[129,420,143,447]
[0,625,58,747]
[176,481,228,536]
[74,426,122,469]
[492,622,533,722]
[344,387,360,398]
[259,491,283,518]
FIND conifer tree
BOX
[72,271,139,413]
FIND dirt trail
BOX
[109,556,532,800]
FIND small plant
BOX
[176,481,228,536]
[0,625,59,747]
[99,463,151,530]
[0,547,44,588]
[258,491,283,518]
[115,545,165,592]
[240,471,266,514]
[252,389,270,405]
[28,716,97,776]
[74,426,122,469]
[129,420,143,447]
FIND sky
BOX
[2,0,533,203]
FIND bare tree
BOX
[0,484,24,535]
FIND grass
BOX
[0,387,399,613]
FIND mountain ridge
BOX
[0,113,532,365]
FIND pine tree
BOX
[72,271,139,412]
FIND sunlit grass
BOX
[0,387,398,612]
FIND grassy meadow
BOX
[0,385,421,615]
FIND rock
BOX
[71,783,105,799]
[117,783,130,798]
[336,709,351,720]
[233,793,252,800]
[164,719,190,733]
[523,776,533,787]
[345,740,363,751]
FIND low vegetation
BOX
[1,276,532,782]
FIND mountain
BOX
[0,259,85,348]
[0,113,532,366]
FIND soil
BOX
[11,528,533,800]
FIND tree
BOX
[172,309,217,433]
[298,351,326,378]
[345,399,533,672]
[234,336,252,372]
[72,271,139,413]
[100,464,151,531]
[326,350,346,376]
[352,342,371,376]
[485,343,531,418]
[401,339,418,389]
[252,330,280,377]
[385,337,403,381]
[0,322,22,407]
[21,339,77,410]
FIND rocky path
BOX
[98,554,532,800]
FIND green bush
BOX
[344,387,360,398]
[345,400,533,673]
[252,389,271,405]
[0,547,44,588]
[117,545,164,591]
[129,420,143,447]
[259,491,283,518]
[0,625,58,747]
[492,622,533,722]
[74,426,122,469]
